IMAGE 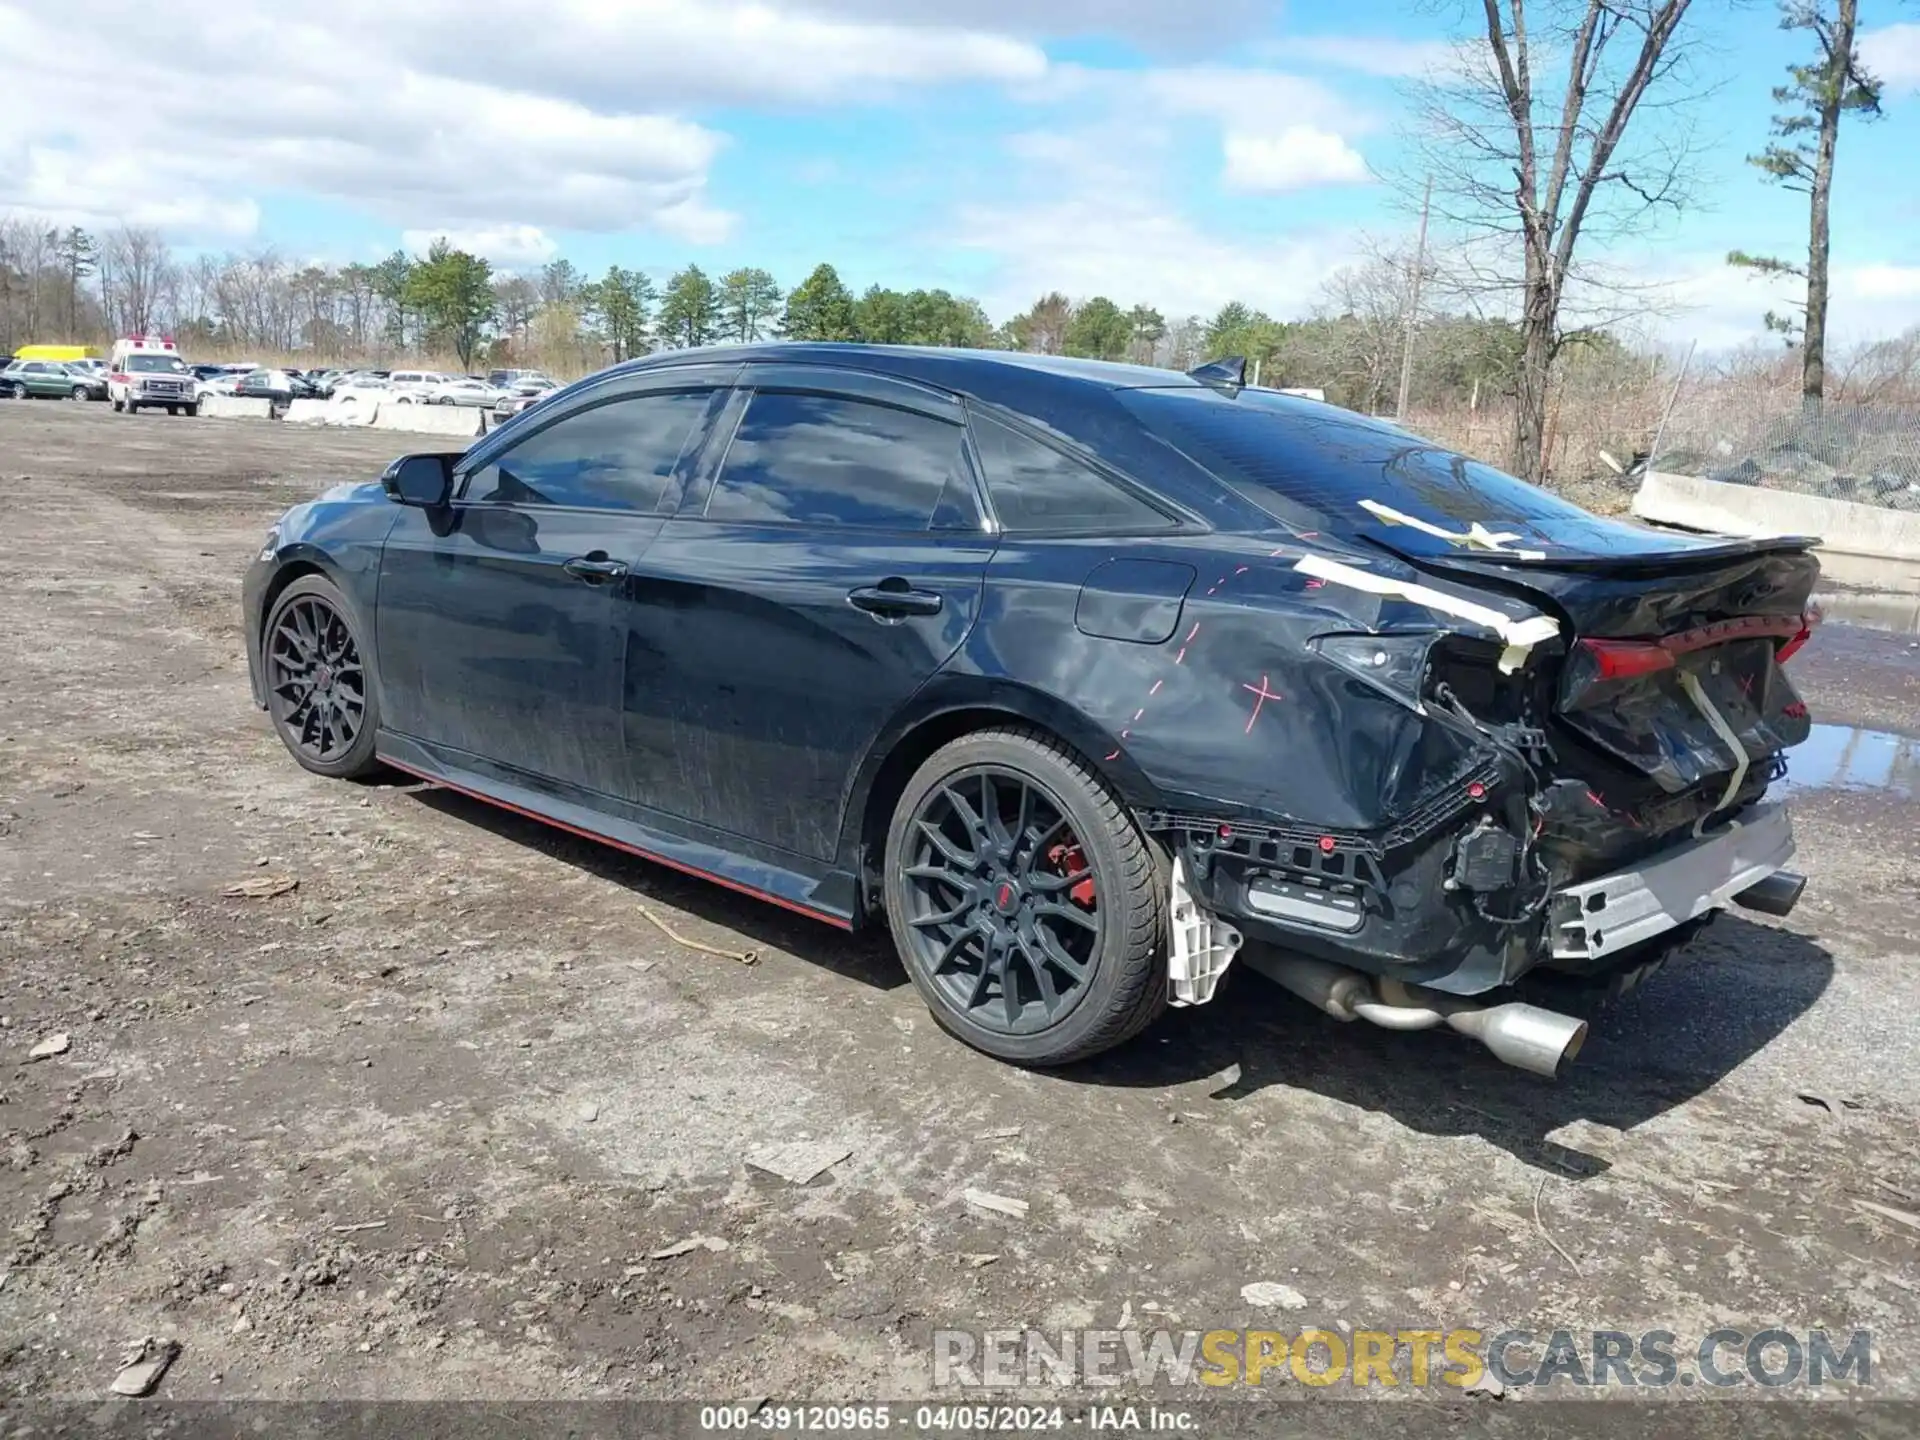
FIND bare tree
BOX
[100,225,178,336]
[1316,245,1422,414]
[1727,0,1880,401]
[1404,0,1704,480]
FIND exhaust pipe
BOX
[1244,952,1588,1079]
[1732,869,1806,919]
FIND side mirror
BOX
[381,453,457,507]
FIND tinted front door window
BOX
[704,391,964,529]
[377,387,721,796]
[466,390,710,511]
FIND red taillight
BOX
[1578,638,1675,681]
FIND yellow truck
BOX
[11,344,97,364]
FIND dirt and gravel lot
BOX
[2,402,1918,1414]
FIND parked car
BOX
[492,376,557,420]
[243,345,1819,1074]
[234,369,320,402]
[2,359,106,401]
[385,369,444,402]
[424,376,502,408]
[196,372,243,402]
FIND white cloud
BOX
[400,225,559,269]
[794,0,1273,49]
[1630,252,1920,349]
[375,0,1048,111]
[956,191,1357,321]
[1860,23,1920,89]
[0,0,1045,245]
[952,118,1359,319]
[1264,35,1460,78]
[1223,128,1371,192]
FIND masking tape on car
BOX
[1357,499,1549,560]
[1293,554,1561,673]
[1678,668,1751,831]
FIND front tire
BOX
[70,386,89,401]
[262,575,382,780]
[883,727,1167,1066]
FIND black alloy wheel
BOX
[263,576,381,779]
[901,765,1103,1036]
[885,727,1167,1066]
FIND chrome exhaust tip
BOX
[1247,951,1589,1079]
[1446,1003,1589,1080]
[1732,869,1806,918]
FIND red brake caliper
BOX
[1045,841,1097,909]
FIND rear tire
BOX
[261,575,383,781]
[883,727,1167,1066]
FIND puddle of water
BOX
[1782,723,1919,799]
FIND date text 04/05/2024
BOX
[697,1404,1196,1431]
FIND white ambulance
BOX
[109,335,198,415]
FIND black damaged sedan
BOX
[244,346,1818,1074]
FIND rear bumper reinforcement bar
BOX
[1548,801,1797,962]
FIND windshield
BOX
[126,355,187,373]
[1120,386,1708,561]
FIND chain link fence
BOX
[1653,399,1920,511]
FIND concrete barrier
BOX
[199,395,275,421]
[373,402,486,438]
[1633,470,1920,591]
[284,399,332,424]
[326,388,383,426]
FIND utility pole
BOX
[1395,174,1432,423]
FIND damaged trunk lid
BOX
[1382,533,1819,800]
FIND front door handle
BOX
[849,583,943,618]
[563,554,629,584]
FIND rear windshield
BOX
[126,355,187,373]
[1120,386,1696,559]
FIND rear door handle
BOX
[849,583,943,618]
[563,555,629,584]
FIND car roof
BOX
[606,342,1206,399]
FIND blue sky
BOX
[3,0,1918,348]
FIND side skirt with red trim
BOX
[376,735,857,931]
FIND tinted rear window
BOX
[1120,387,1687,558]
